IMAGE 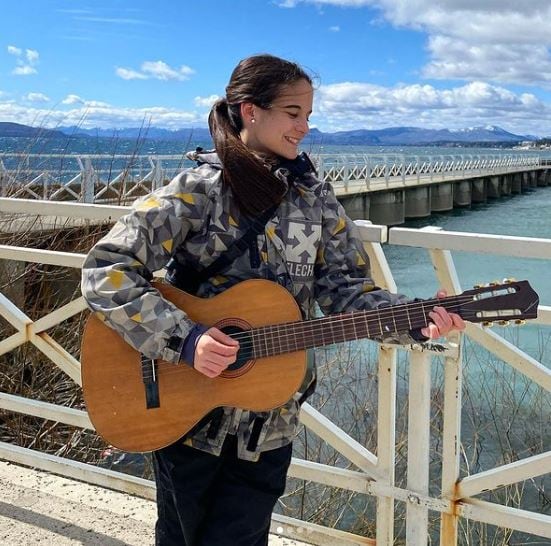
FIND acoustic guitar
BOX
[81,278,538,452]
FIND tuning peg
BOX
[514,319,526,326]
[498,320,510,326]
[503,277,517,283]
[482,321,494,327]
[489,280,500,287]
[473,283,485,289]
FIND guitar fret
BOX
[252,327,259,359]
[421,301,428,328]
[352,313,358,340]
[292,323,299,352]
[405,305,413,330]
[263,326,270,358]
[276,323,285,354]
[391,307,398,333]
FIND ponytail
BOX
[208,98,286,216]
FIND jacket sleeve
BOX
[313,182,419,345]
[81,172,208,363]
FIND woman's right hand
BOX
[194,327,239,378]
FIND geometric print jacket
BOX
[81,150,418,461]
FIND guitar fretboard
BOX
[244,296,463,358]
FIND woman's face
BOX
[241,78,313,160]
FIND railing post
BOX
[344,160,350,192]
[405,350,432,545]
[81,156,95,203]
[0,159,7,197]
[376,346,397,546]
[317,155,325,182]
[428,246,464,546]
[152,158,163,190]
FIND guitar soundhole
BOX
[217,319,255,378]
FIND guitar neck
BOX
[248,295,463,358]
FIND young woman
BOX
[81,54,464,546]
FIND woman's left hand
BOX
[420,289,466,339]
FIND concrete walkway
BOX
[0,460,310,545]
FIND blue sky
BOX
[1,0,551,135]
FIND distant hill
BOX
[304,125,530,146]
[57,125,212,142]
[0,122,66,138]
[0,122,534,146]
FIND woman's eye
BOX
[288,113,298,119]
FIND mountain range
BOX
[0,121,538,146]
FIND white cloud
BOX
[0,99,203,130]
[62,94,85,105]
[194,95,220,108]
[8,44,40,76]
[13,66,37,76]
[280,1,551,87]
[25,49,39,63]
[24,92,50,103]
[141,61,194,81]
[116,60,195,82]
[329,25,340,32]
[315,80,550,134]
[277,0,299,7]
[116,67,148,80]
[7,45,22,56]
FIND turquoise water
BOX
[385,186,551,368]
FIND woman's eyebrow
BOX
[281,104,313,114]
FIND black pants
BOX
[153,435,293,546]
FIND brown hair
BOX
[208,54,312,216]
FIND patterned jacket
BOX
[81,150,418,461]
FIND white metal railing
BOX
[0,199,549,545]
[0,152,544,203]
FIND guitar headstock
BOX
[459,280,539,325]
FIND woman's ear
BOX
[240,102,255,125]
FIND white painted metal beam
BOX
[405,351,431,545]
[459,498,551,540]
[299,403,381,479]
[0,245,86,268]
[288,458,371,494]
[389,227,551,260]
[271,514,375,546]
[376,346,397,546]
[465,323,551,391]
[353,220,388,243]
[0,196,128,219]
[0,441,155,500]
[0,392,93,429]
[458,452,551,499]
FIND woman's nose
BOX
[296,117,309,135]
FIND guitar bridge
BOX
[141,355,160,409]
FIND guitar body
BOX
[81,280,306,453]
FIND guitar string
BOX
[142,296,513,378]
[224,294,482,346]
[140,291,522,378]
[218,291,522,356]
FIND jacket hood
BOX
[185,148,223,169]
[185,148,317,182]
